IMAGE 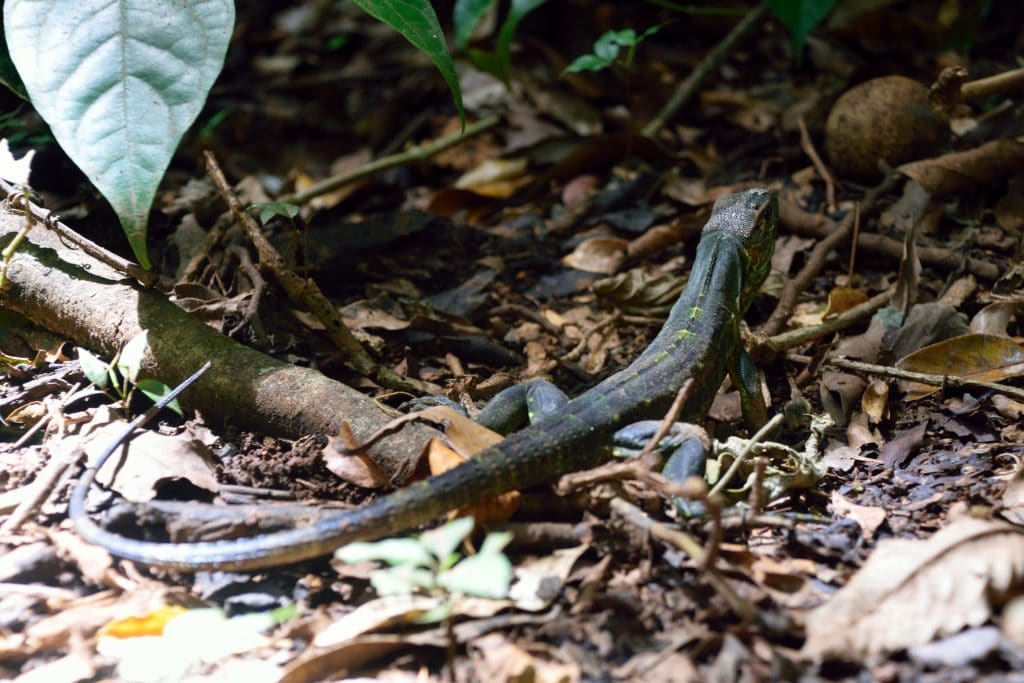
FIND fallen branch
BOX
[0,202,439,473]
[825,357,1024,402]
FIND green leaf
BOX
[77,347,111,390]
[593,32,624,62]
[419,516,475,566]
[252,201,300,225]
[437,552,512,598]
[4,0,235,269]
[117,330,149,384]
[453,0,496,50]
[370,564,437,595]
[412,602,452,624]
[495,0,549,80]
[479,530,512,556]
[354,0,464,126]
[335,538,435,567]
[766,0,837,57]
[565,54,610,73]
[135,379,183,416]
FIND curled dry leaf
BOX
[801,517,1024,661]
[895,333,1024,401]
[824,286,869,319]
[970,301,1022,337]
[860,379,889,423]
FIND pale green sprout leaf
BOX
[135,379,183,416]
[4,0,235,269]
[117,330,149,384]
[412,602,452,624]
[479,530,512,556]
[253,201,300,225]
[419,516,475,566]
[370,564,437,595]
[77,347,111,390]
[335,538,435,567]
[565,55,608,73]
[437,552,513,598]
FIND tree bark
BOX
[0,205,437,472]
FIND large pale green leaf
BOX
[4,0,234,268]
[354,0,464,126]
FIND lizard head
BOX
[705,188,778,312]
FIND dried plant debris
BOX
[802,517,1024,661]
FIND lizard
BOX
[70,187,778,571]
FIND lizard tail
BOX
[71,454,498,572]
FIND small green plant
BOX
[454,0,551,83]
[77,330,181,415]
[565,26,662,74]
[1,0,463,270]
[336,516,513,620]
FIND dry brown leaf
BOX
[860,380,889,424]
[970,301,1022,337]
[824,286,869,319]
[85,423,219,502]
[801,517,1024,661]
[830,491,886,540]
[470,632,580,683]
[426,187,502,221]
[995,189,1024,232]
[899,136,1024,196]
[895,333,1024,400]
[819,370,866,426]
[562,236,629,275]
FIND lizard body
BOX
[71,188,778,571]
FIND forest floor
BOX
[3,2,1024,681]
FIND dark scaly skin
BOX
[71,189,778,571]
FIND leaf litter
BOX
[3,2,1024,681]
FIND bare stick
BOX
[797,114,835,211]
[764,287,893,352]
[610,496,759,624]
[0,179,164,287]
[825,357,1024,402]
[204,151,440,395]
[280,115,502,206]
[643,4,770,138]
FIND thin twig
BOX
[825,357,1024,402]
[610,497,760,624]
[796,114,835,212]
[280,115,502,206]
[764,287,893,352]
[563,312,621,362]
[204,151,440,395]
[762,174,899,337]
[0,179,164,287]
[642,3,770,138]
